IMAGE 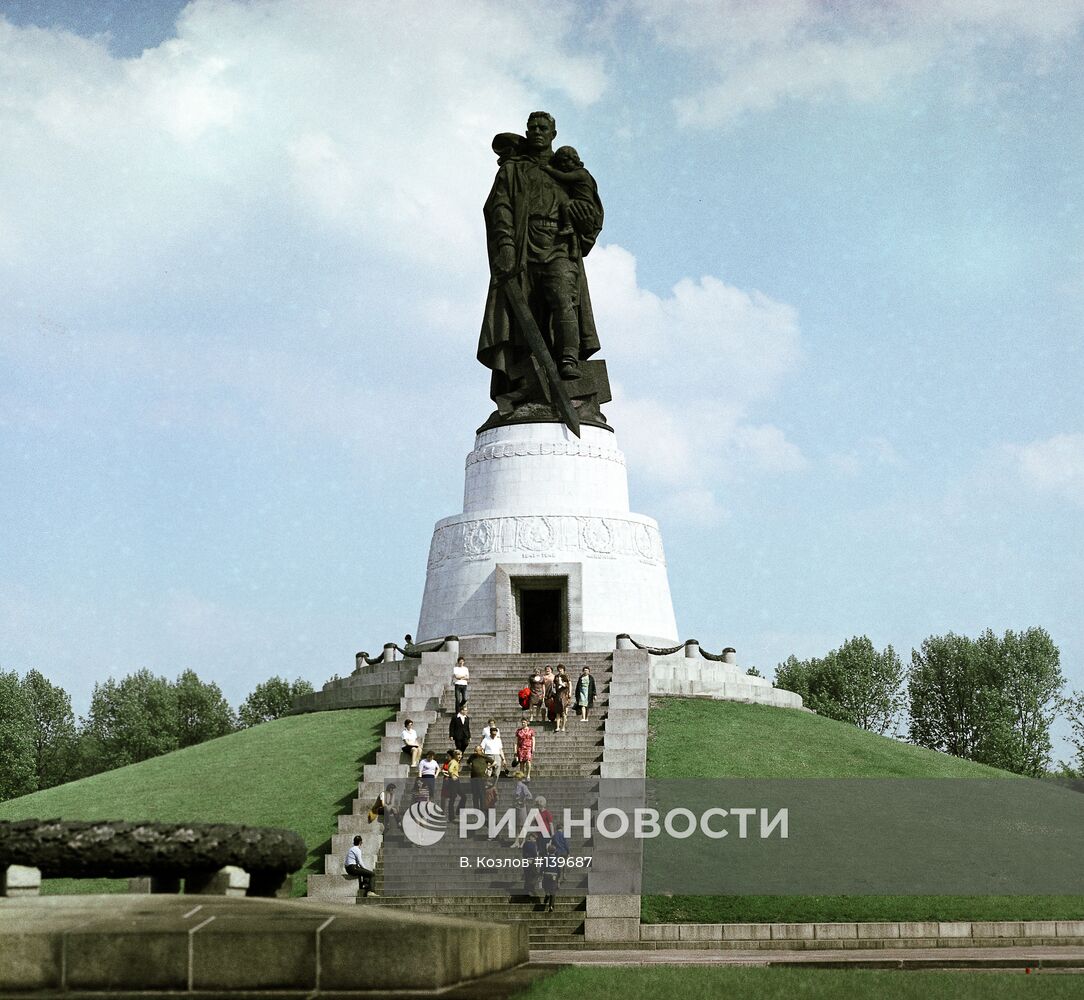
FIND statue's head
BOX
[553,145,582,171]
[525,111,556,151]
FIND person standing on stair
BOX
[511,771,533,848]
[527,670,546,722]
[522,832,544,902]
[481,725,506,781]
[452,656,469,712]
[446,749,465,819]
[344,835,377,898]
[449,704,471,753]
[553,664,571,732]
[418,750,439,800]
[541,841,562,912]
[575,666,596,721]
[542,665,556,725]
[468,745,490,812]
[401,719,422,768]
[552,824,570,858]
[515,717,535,779]
[535,795,555,843]
[439,750,455,813]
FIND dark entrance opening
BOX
[519,587,563,653]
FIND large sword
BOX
[500,277,581,437]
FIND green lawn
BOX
[0,708,392,896]
[646,698,1009,779]
[643,698,1081,924]
[513,967,1081,1000]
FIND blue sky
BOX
[1,1,1081,756]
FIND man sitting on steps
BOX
[344,835,377,898]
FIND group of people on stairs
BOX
[345,655,601,907]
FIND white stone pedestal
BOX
[416,422,679,652]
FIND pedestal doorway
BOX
[518,586,564,653]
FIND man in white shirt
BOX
[453,656,469,712]
[401,719,422,768]
[344,835,376,897]
[480,726,505,781]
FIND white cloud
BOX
[675,39,929,127]
[731,422,807,473]
[589,243,805,520]
[589,243,801,401]
[634,0,816,53]
[633,0,1084,127]
[0,1,606,307]
[915,0,1084,43]
[1008,433,1084,505]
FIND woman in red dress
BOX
[515,717,536,779]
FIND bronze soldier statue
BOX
[477,112,610,434]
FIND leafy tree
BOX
[238,676,314,727]
[20,669,77,789]
[81,669,180,774]
[908,628,1063,776]
[833,637,906,734]
[173,669,237,747]
[745,666,763,678]
[975,627,1063,775]
[774,636,904,735]
[774,655,811,702]
[1060,689,1084,776]
[0,669,37,800]
[907,632,989,760]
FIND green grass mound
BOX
[647,698,1009,778]
[0,708,393,896]
[644,698,1080,924]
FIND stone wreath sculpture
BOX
[0,819,305,893]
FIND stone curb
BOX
[530,945,1084,968]
[0,896,529,993]
[636,920,1084,948]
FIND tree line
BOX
[775,627,1082,778]
[0,669,313,802]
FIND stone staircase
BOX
[305,650,650,944]
[370,653,612,947]
[307,649,452,905]
[308,651,624,948]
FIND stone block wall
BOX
[291,660,419,713]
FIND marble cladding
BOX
[416,422,679,649]
[464,424,629,514]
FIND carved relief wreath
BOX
[517,516,555,551]
[581,517,614,554]
[464,519,496,556]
